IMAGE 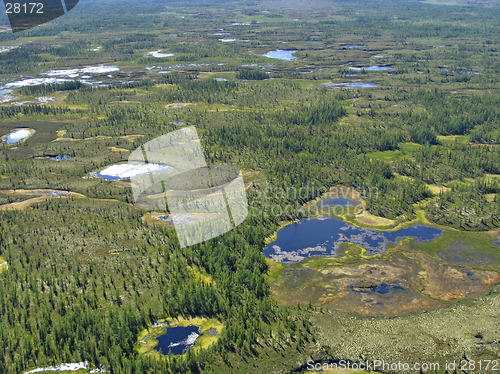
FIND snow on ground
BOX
[145,50,174,58]
[0,46,18,53]
[24,362,88,373]
[44,65,120,77]
[93,163,172,180]
[0,95,16,103]
[23,361,109,374]
[169,332,200,348]
[4,78,71,88]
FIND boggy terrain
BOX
[269,240,500,316]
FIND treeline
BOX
[236,69,269,80]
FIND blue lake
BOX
[155,326,201,355]
[169,121,185,126]
[263,50,297,60]
[348,66,391,71]
[50,155,70,160]
[320,197,359,207]
[263,217,443,263]
[324,83,378,89]
[345,45,365,49]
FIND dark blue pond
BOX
[155,326,201,355]
[49,155,70,160]
[263,217,443,263]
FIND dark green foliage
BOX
[236,69,269,80]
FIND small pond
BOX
[324,83,378,89]
[348,66,391,71]
[320,197,359,206]
[155,326,202,355]
[3,129,32,144]
[262,50,297,60]
[263,217,443,263]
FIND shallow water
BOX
[263,217,443,263]
[169,121,185,126]
[155,326,201,355]
[263,50,297,60]
[352,282,406,294]
[3,129,32,144]
[50,155,70,160]
[320,197,359,206]
[324,82,378,89]
[348,66,391,71]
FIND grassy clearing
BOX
[187,264,214,285]
[264,257,283,284]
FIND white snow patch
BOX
[5,78,71,88]
[24,362,88,373]
[145,50,174,58]
[169,332,200,348]
[44,65,120,77]
[94,163,172,180]
[0,45,18,53]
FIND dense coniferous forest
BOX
[1,0,500,373]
